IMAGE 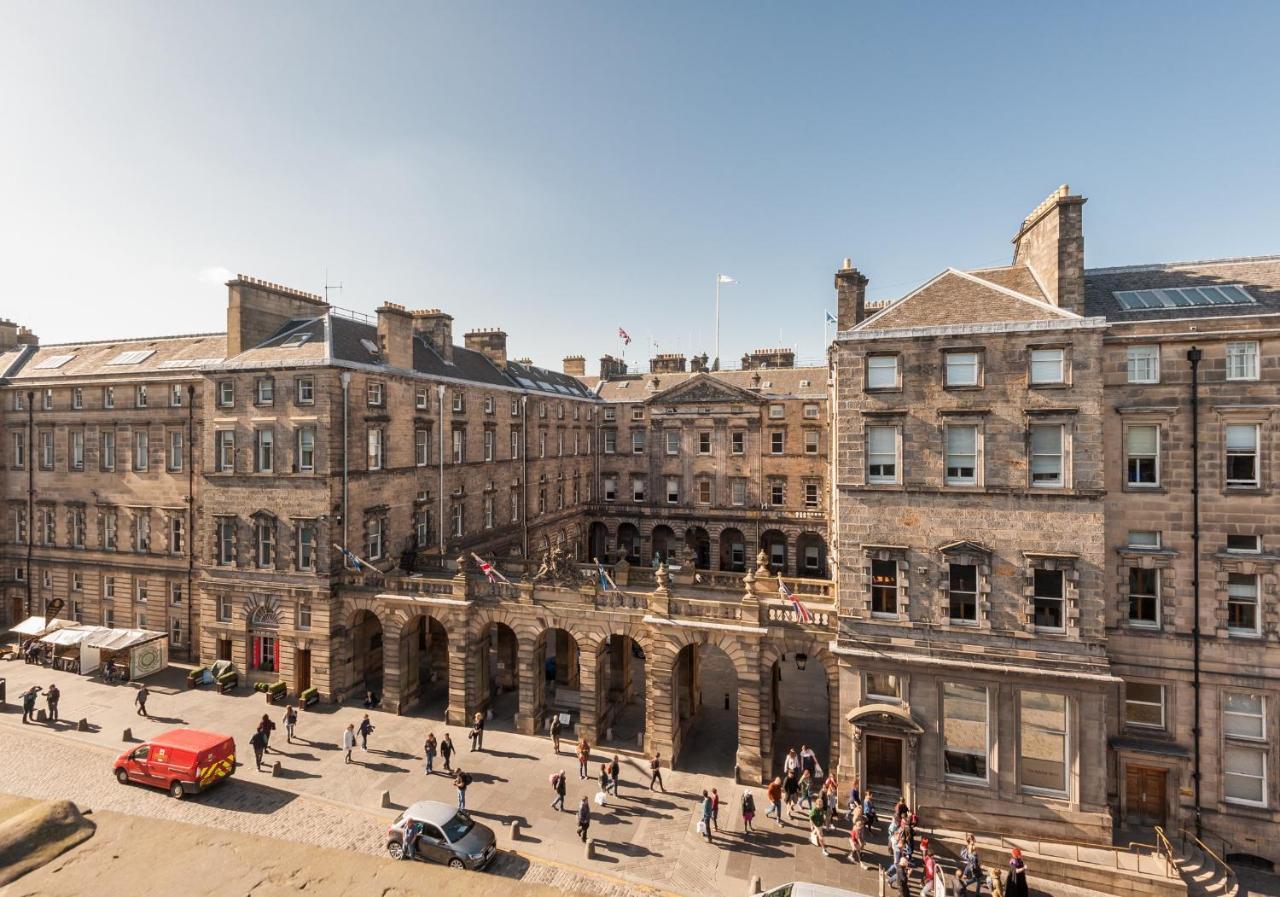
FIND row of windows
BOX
[602,428,822,456]
[25,569,186,605]
[9,428,185,472]
[214,518,319,570]
[865,346,1070,391]
[1124,341,1262,384]
[10,506,184,553]
[600,475,820,508]
[13,383,190,412]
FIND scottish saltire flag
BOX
[778,576,812,623]
[618,327,631,345]
[597,560,618,591]
[332,543,379,573]
[825,310,837,324]
[472,553,510,584]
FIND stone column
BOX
[446,637,470,726]
[382,619,404,713]
[736,671,765,784]
[647,651,676,762]
[577,642,601,741]
[515,640,540,735]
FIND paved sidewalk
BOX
[0,659,1102,897]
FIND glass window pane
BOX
[1020,691,1067,793]
[868,427,895,454]
[1126,426,1158,455]
[1226,424,1257,451]
[947,426,976,453]
[944,682,988,780]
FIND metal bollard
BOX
[636,730,644,748]
[509,819,521,841]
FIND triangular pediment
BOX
[648,373,763,406]
[855,268,1081,332]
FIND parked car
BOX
[113,728,236,799]
[386,800,497,870]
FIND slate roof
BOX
[2,332,227,380]
[1084,255,1280,322]
[852,268,1078,333]
[589,366,827,402]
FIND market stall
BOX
[83,628,168,680]
[39,625,111,673]
[6,616,76,661]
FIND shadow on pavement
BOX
[597,839,660,860]
[273,767,322,781]
[199,777,303,814]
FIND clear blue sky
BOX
[3,2,1277,369]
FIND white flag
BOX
[717,274,736,284]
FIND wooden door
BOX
[866,735,903,794]
[1124,766,1167,827]
[296,649,311,694]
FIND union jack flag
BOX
[778,576,812,623]
[472,553,510,584]
[618,327,631,345]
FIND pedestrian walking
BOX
[470,711,484,751]
[765,777,783,823]
[608,755,621,796]
[956,834,984,896]
[598,763,611,803]
[741,789,756,833]
[887,855,912,896]
[575,796,591,842]
[849,815,867,868]
[783,747,800,778]
[550,714,563,753]
[699,790,714,842]
[711,787,721,832]
[809,803,829,857]
[783,767,800,814]
[20,687,39,724]
[250,729,267,770]
[798,769,815,811]
[283,704,298,743]
[800,743,818,779]
[649,753,664,792]
[848,776,862,823]
[135,684,149,717]
[1006,848,1029,897]
[576,738,591,778]
[342,723,356,763]
[862,790,879,829]
[257,713,277,752]
[45,684,60,722]
[358,714,375,750]
[921,845,940,896]
[423,732,438,774]
[454,768,472,809]
[551,769,567,811]
[441,732,455,771]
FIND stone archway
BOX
[588,521,609,562]
[760,641,838,779]
[349,609,384,701]
[719,527,746,572]
[665,636,761,779]
[685,526,711,569]
[617,523,641,564]
[760,529,788,575]
[399,612,450,717]
[596,630,650,747]
[534,626,583,733]
[795,532,828,578]
[651,525,675,564]
[478,620,520,728]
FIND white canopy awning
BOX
[84,628,166,651]
[40,625,111,647]
[10,616,76,637]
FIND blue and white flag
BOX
[825,310,837,325]
[332,543,379,573]
[598,560,618,592]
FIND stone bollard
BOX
[122,727,132,742]
[509,819,521,841]
[585,838,595,860]
[379,790,392,809]
[36,709,47,723]
[77,718,89,732]
[271,761,282,777]
[605,727,613,741]
[747,876,762,897]
[635,731,644,749]
[878,866,886,897]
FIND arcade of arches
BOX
[585,520,829,578]
[334,589,839,784]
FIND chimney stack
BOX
[1012,184,1086,314]
[376,302,415,369]
[562,355,586,376]
[0,319,19,351]
[741,347,795,370]
[599,355,627,380]
[464,328,508,367]
[226,275,328,357]
[649,353,686,374]
[411,309,454,362]
[835,261,869,330]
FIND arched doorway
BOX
[719,527,746,572]
[478,621,519,728]
[588,522,609,561]
[768,649,833,779]
[672,642,739,775]
[349,609,384,701]
[617,523,641,565]
[401,614,449,716]
[651,525,675,564]
[686,527,711,569]
[760,530,788,574]
[795,532,828,578]
[599,635,646,746]
[535,627,581,731]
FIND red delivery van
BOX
[114,728,236,799]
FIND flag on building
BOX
[825,310,837,324]
[472,553,510,584]
[598,560,619,592]
[778,576,812,623]
[618,327,631,345]
[717,274,737,284]
[332,543,379,573]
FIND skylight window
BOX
[281,332,311,348]
[34,354,76,370]
[1114,284,1256,311]
[105,349,156,365]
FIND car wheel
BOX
[448,858,465,870]
[168,781,185,799]
[386,841,405,860]
[115,769,130,785]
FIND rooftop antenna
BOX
[324,268,343,304]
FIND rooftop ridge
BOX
[36,331,228,349]
[1086,254,1280,275]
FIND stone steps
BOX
[1174,843,1242,897]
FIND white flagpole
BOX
[824,310,829,350]
[714,274,720,369]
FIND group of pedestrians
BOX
[18,683,58,724]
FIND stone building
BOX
[830,185,1280,863]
